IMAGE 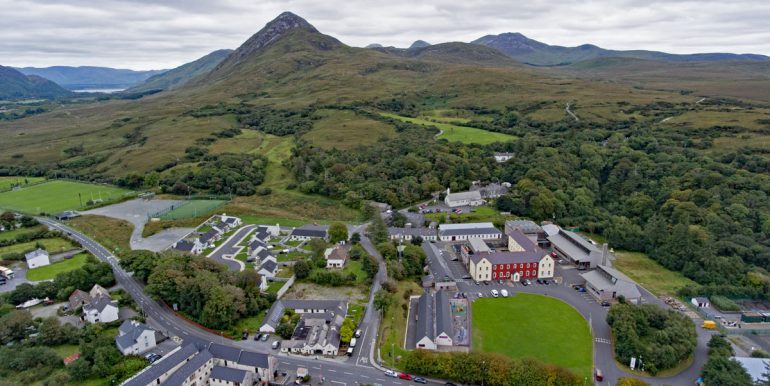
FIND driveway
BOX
[84,198,195,251]
[207,225,256,271]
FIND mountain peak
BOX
[409,40,431,49]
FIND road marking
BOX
[376,379,386,382]
[327,369,336,372]
[331,382,345,386]
[361,375,370,379]
[595,338,611,344]
[343,372,353,375]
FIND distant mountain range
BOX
[471,32,769,66]
[0,65,72,99]
[15,66,165,90]
[125,49,232,94]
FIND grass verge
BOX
[27,253,89,281]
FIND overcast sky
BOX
[2,0,769,70]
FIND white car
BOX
[491,289,499,298]
[384,370,398,377]
[500,289,509,297]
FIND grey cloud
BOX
[0,0,767,69]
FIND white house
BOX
[116,320,157,355]
[494,152,514,163]
[83,295,119,323]
[257,258,278,278]
[172,239,203,255]
[415,291,437,350]
[438,223,503,242]
[324,246,348,269]
[25,248,50,269]
[444,189,485,208]
[289,225,329,241]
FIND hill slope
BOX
[0,65,72,99]
[16,66,165,90]
[473,32,770,66]
[125,49,233,93]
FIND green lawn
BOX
[27,253,89,281]
[51,344,80,359]
[240,215,309,227]
[472,293,592,379]
[0,225,45,242]
[284,239,303,247]
[381,113,516,145]
[342,259,367,282]
[0,176,45,191]
[426,205,514,225]
[0,237,73,256]
[379,281,422,368]
[0,180,133,214]
[613,250,697,296]
[158,200,228,220]
[266,281,285,293]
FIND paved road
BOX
[207,225,257,271]
[40,218,420,386]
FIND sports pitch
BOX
[0,180,133,214]
[158,200,228,220]
[472,293,593,378]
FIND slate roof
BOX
[291,225,329,238]
[469,250,544,265]
[507,229,538,250]
[122,344,200,386]
[237,349,271,368]
[388,227,437,237]
[115,320,153,351]
[262,299,346,329]
[173,240,195,252]
[224,217,238,225]
[199,229,219,243]
[207,342,241,362]
[581,265,641,300]
[163,349,213,386]
[415,290,434,340]
[445,191,482,202]
[25,248,48,261]
[84,296,116,313]
[435,290,452,337]
[438,223,502,237]
[548,227,603,265]
[325,246,348,261]
[259,259,278,274]
[69,289,90,305]
[210,366,248,383]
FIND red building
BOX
[467,230,555,282]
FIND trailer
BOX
[741,312,764,323]
[0,266,14,279]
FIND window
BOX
[506,264,510,269]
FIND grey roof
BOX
[291,225,329,238]
[262,299,346,329]
[733,357,770,382]
[174,240,195,252]
[116,320,153,351]
[469,250,543,265]
[210,366,248,383]
[254,226,270,240]
[439,227,502,237]
[163,349,213,386]
[25,248,48,260]
[548,228,602,264]
[581,265,641,300]
[435,290,452,337]
[507,229,537,250]
[388,227,437,237]
[694,297,709,303]
[200,229,219,243]
[445,191,482,202]
[237,349,271,368]
[122,344,200,386]
[415,290,434,340]
[224,217,238,225]
[84,296,116,313]
[505,220,543,235]
[259,259,278,273]
[207,342,241,362]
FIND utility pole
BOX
[391,343,394,369]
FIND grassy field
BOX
[472,293,592,379]
[27,253,89,281]
[68,215,133,253]
[380,113,516,145]
[0,180,132,214]
[266,280,285,293]
[158,200,228,220]
[425,205,514,225]
[379,280,422,369]
[613,250,697,296]
[0,225,45,242]
[304,109,396,149]
[0,237,73,256]
[0,176,45,191]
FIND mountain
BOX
[125,49,233,93]
[16,66,165,90]
[365,43,384,48]
[472,32,770,66]
[409,40,431,49]
[0,65,72,99]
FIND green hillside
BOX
[0,65,72,100]
[125,49,233,93]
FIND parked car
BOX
[346,347,354,356]
[595,368,603,381]
[384,370,398,377]
[445,383,457,386]
[491,289,499,298]
[483,281,489,285]
[577,287,586,293]
[500,289,509,297]
[272,341,281,349]
[477,292,483,298]
[399,373,413,381]
[355,329,362,338]
[550,252,557,258]
[241,331,249,340]
[520,279,529,286]
[601,301,611,307]
[414,377,427,384]
[261,334,270,342]
[255,333,263,341]
[462,275,472,280]
[536,279,543,284]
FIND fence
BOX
[275,276,296,299]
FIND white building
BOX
[172,239,204,255]
[494,152,514,163]
[83,296,119,323]
[116,320,157,355]
[324,246,348,269]
[444,189,485,208]
[25,248,50,269]
[438,222,503,242]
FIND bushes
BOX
[710,295,741,312]
[309,270,357,286]
[607,304,697,375]
[702,335,753,386]
[402,350,580,386]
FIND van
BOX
[491,289,499,298]
[702,320,717,329]
[346,347,354,356]
[350,338,357,348]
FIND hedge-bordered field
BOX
[472,293,593,378]
[0,180,132,214]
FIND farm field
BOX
[0,176,45,191]
[613,250,697,296]
[304,109,396,149]
[380,113,516,145]
[0,225,45,242]
[27,253,89,281]
[0,238,73,256]
[158,200,228,220]
[472,293,592,379]
[0,180,133,214]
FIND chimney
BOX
[601,243,609,267]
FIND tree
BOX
[617,378,650,386]
[374,289,391,311]
[702,357,753,386]
[143,171,160,188]
[67,358,92,380]
[294,260,311,279]
[410,236,423,246]
[340,324,354,343]
[367,213,388,244]
[120,250,159,283]
[350,232,361,244]
[276,322,295,339]
[0,309,33,343]
[92,346,121,377]
[328,222,348,243]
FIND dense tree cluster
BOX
[701,335,754,386]
[143,254,271,330]
[238,106,315,136]
[159,153,267,196]
[376,242,426,280]
[606,304,697,374]
[403,349,580,386]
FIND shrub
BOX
[710,295,740,312]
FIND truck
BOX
[702,320,717,329]
[0,266,14,279]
